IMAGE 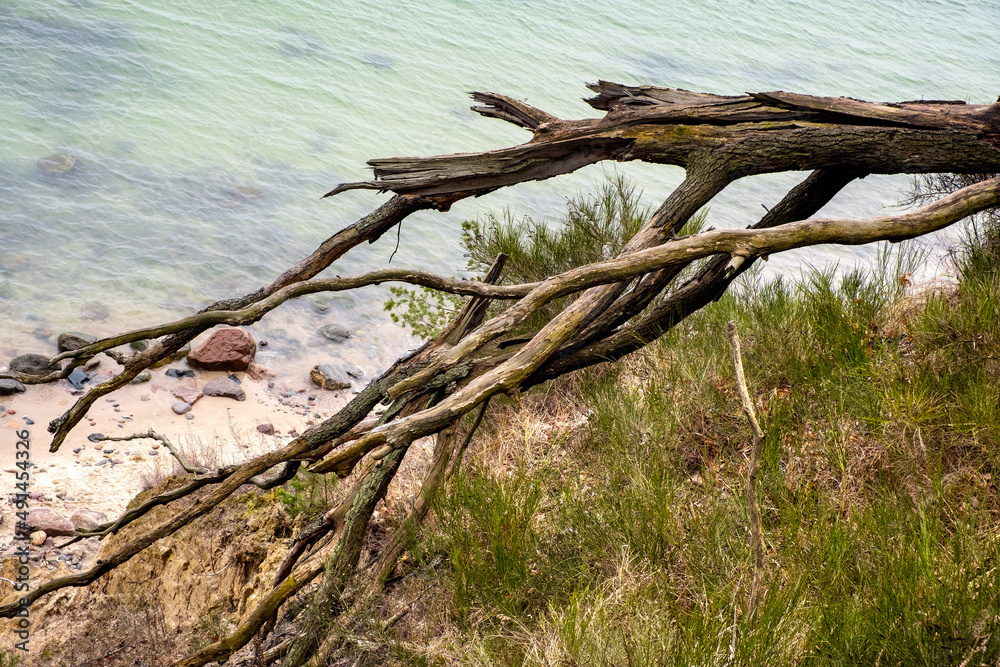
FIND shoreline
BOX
[0,317,416,567]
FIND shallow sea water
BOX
[0,0,997,369]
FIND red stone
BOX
[171,387,204,405]
[26,508,76,537]
[187,328,256,372]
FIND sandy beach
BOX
[0,314,417,553]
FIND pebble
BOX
[130,370,152,385]
[171,387,203,405]
[317,324,350,343]
[171,402,192,415]
[148,450,158,456]
[343,363,365,379]
[88,433,105,442]
[165,368,195,379]
[256,423,275,435]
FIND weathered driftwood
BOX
[3,83,998,667]
[327,82,1000,198]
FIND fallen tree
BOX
[2,82,999,666]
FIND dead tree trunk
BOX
[2,82,998,667]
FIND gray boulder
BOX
[203,376,246,401]
[9,353,59,376]
[57,332,97,352]
[0,379,26,396]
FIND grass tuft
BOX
[368,177,1000,665]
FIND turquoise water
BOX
[1,0,998,363]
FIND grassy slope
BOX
[375,218,1000,666]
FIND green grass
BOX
[372,180,1000,665]
[385,174,706,340]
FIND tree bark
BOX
[6,83,999,667]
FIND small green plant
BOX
[383,174,707,340]
[0,649,19,667]
[384,285,463,341]
[275,471,338,520]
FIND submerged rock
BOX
[81,303,110,321]
[57,331,97,352]
[317,324,350,343]
[9,353,59,376]
[342,363,365,380]
[232,185,262,199]
[188,328,256,372]
[37,153,78,175]
[310,363,351,390]
[203,376,246,401]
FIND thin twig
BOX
[727,321,766,605]
[97,429,208,474]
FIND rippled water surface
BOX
[1,0,997,362]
